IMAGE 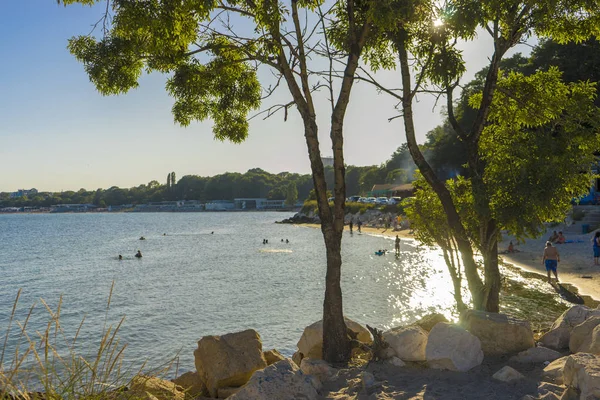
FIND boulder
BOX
[172,371,208,398]
[228,359,319,400]
[300,358,336,383]
[570,317,600,353]
[537,382,567,399]
[411,313,449,332]
[217,387,241,398]
[563,353,600,400]
[543,356,569,385]
[126,375,185,400]
[492,366,525,382]
[425,323,484,372]
[297,317,372,359]
[509,346,562,364]
[361,371,377,394]
[540,306,600,350]
[387,356,406,367]
[383,325,428,361]
[461,310,534,356]
[292,351,303,367]
[263,349,286,366]
[194,329,267,398]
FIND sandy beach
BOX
[300,223,600,301]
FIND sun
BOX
[433,18,444,27]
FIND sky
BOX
[0,1,529,193]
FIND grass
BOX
[0,283,177,399]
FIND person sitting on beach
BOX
[548,231,559,243]
[542,241,560,283]
[135,250,142,258]
[556,231,566,244]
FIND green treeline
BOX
[2,39,598,210]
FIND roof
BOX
[370,183,414,192]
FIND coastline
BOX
[298,223,600,303]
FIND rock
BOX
[387,356,406,367]
[540,306,600,350]
[297,317,372,359]
[411,313,449,332]
[300,358,336,383]
[563,353,600,400]
[383,325,428,361]
[292,351,303,367]
[263,349,285,366]
[361,371,376,394]
[425,323,484,372]
[461,310,534,356]
[543,356,569,385]
[570,317,600,353]
[492,366,525,382]
[380,347,396,360]
[126,375,185,400]
[537,382,567,398]
[194,329,267,398]
[228,359,319,400]
[217,386,241,398]
[559,387,579,400]
[172,371,208,398]
[510,346,562,363]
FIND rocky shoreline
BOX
[105,305,600,399]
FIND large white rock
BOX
[383,325,428,361]
[296,317,372,359]
[540,306,600,350]
[228,359,320,400]
[461,310,534,356]
[570,317,600,354]
[425,323,484,372]
[492,366,525,382]
[542,356,569,385]
[300,358,337,384]
[509,346,562,364]
[193,329,267,398]
[563,353,600,400]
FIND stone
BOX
[569,316,600,353]
[461,309,534,356]
[194,329,267,398]
[361,371,377,394]
[171,371,208,398]
[297,317,372,359]
[217,386,241,398]
[411,313,449,332]
[387,356,406,367]
[292,351,303,367]
[543,356,569,385]
[263,349,285,366]
[492,366,525,382]
[537,382,567,398]
[559,387,579,400]
[563,353,600,400]
[228,359,319,400]
[383,325,428,361]
[540,306,600,350]
[300,358,336,383]
[126,375,185,400]
[510,346,562,364]
[425,323,484,372]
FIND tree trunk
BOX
[481,220,501,312]
[441,246,467,312]
[396,32,486,310]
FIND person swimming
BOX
[118,255,123,260]
[139,236,146,240]
[135,250,142,258]
[375,249,385,256]
[286,239,289,244]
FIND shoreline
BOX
[297,223,600,303]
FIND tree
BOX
[361,0,600,311]
[167,173,171,191]
[285,182,298,206]
[61,0,377,362]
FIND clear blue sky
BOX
[0,1,523,192]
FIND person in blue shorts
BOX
[593,231,600,265]
[542,241,560,283]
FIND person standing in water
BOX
[395,235,401,254]
[542,241,560,283]
[135,250,143,258]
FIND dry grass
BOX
[0,282,177,399]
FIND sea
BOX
[0,212,567,375]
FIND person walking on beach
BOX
[395,235,401,254]
[593,231,600,265]
[349,220,353,234]
[542,241,560,283]
[357,220,362,233]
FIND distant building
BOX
[10,188,38,198]
[234,198,286,210]
[51,204,97,213]
[368,183,415,198]
[321,156,334,167]
[205,201,235,211]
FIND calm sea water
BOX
[0,212,561,374]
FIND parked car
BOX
[366,197,377,204]
[358,197,368,203]
[347,195,361,202]
[327,197,335,202]
[376,197,389,205]
[387,197,403,205]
